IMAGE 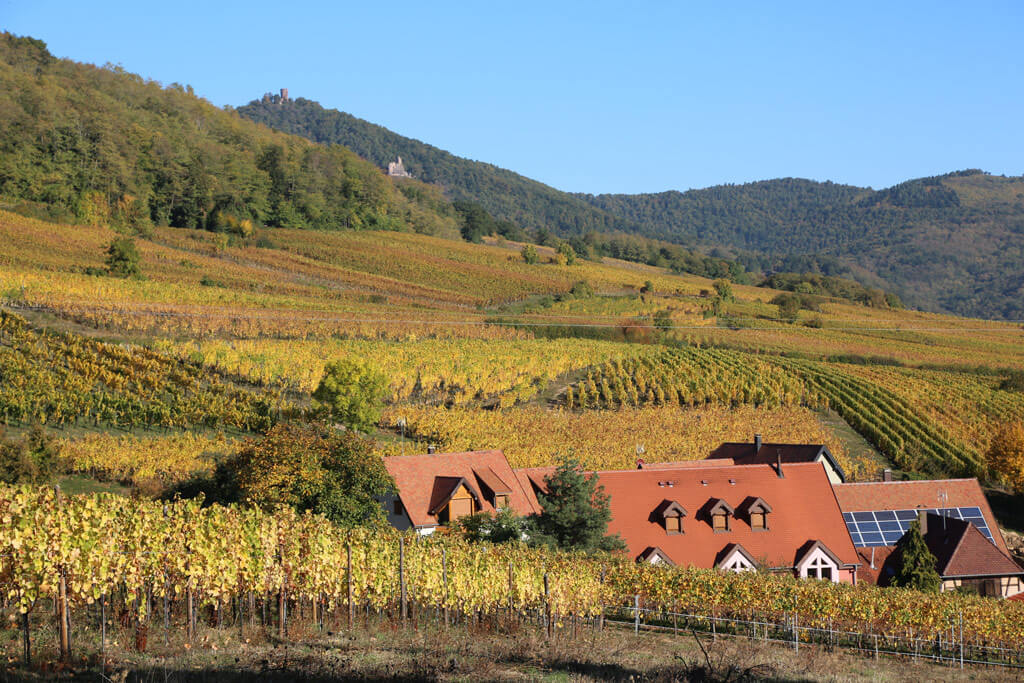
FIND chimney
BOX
[775,449,784,478]
[636,458,645,470]
[754,434,762,452]
[917,508,928,535]
[882,468,893,482]
[427,444,436,454]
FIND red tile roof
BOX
[596,462,860,571]
[638,459,735,470]
[513,466,555,511]
[923,514,1024,578]
[383,450,539,528]
[708,442,844,480]
[832,479,1009,554]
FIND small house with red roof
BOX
[832,478,1023,597]
[381,450,539,534]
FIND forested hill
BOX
[0,34,457,237]
[579,172,1024,319]
[239,95,1024,320]
[235,95,640,237]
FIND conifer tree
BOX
[529,458,626,553]
[891,518,941,592]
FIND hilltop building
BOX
[387,156,412,178]
[280,88,289,102]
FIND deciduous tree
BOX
[987,421,1024,492]
[313,358,388,432]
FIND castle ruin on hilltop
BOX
[387,156,412,178]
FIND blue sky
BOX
[6,1,1023,194]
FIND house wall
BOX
[816,456,843,484]
[941,576,1024,598]
[381,493,413,532]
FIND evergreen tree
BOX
[530,458,626,553]
[521,244,539,264]
[891,518,941,592]
[105,237,141,278]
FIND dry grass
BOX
[1,609,1014,681]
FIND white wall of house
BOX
[796,546,840,583]
[816,456,844,484]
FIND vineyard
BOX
[774,358,984,478]
[57,432,234,488]
[0,312,294,432]
[377,405,865,475]
[158,337,651,406]
[3,485,1024,658]
[560,346,823,410]
[837,364,1024,453]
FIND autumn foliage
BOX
[987,421,1024,492]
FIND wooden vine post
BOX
[399,535,408,622]
[442,546,449,628]
[346,542,354,629]
[544,573,552,640]
[54,485,71,662]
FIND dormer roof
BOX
[740,496,772,514]
[706,498,735,516]
[427,476,481,516]
[656,500,688,518]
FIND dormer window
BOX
[472,467,512,511]
[706,499,734,533]
[740,497,772,531]
[429,477,480,525]
[658,501,687,535]
[796,541,841,583]
[716,543,757,573]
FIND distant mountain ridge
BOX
[239,95,1024,320]
[578,171,1024,319]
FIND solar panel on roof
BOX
[844,507,995,548]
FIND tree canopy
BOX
[312,359,388,433]
[222,423,395,527]
[890,519,941,592]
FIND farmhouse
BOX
[833,478,1024,597]
[381,449,539,534]
[384,446,1023,596]
[521,461,861,583]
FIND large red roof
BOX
[832,479,1008,554]
[383,450,539,528]
[597,462,860,570]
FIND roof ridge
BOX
[836,478,977,486]
[599,462,824,474]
